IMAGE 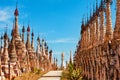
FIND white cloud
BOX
[0,7,14,21]
[48,38,76,43]
[0,7,14,30]
[0,6,28,31]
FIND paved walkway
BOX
[38,70,62,80]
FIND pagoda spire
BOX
[44,42,48,56]
[31,31,34,50]
[42,39,45,56]
[95,13,99,45]
[0,35,3,48]
[61,52,64,69]
[2,32,9,65]
[54,57,55,66]
[89,19,93,47]
[92,18,96,46]
[22,25,25,43]
[49,50,52,63]
[87,22,90,47]
[104,0,113,41]
[36,36,41,60]
[56,58,58,67]
[26,24,31,51]
[81,18,86,49]
[11,20,15,37]
[99,0,105,43]
[96,0,98,10]
[86,26,90,48]
[69,50,72,64]
[14,3,20,39]
[92,3,96,46]
[113,0,120,39]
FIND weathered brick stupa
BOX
[74,0,120,80]
[0,4,57,80]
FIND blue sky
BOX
[0,0,116,67]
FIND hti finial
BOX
[27,24,30,32]
[27,21,30,32]
[14,1,19,16]
[22,24,25,33]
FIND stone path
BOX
[38,70,62,80]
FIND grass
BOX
[61,70,69,80]
[13,71,47,80]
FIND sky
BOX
[0,0,116,67]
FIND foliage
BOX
[67,63,82,80]
[61,63,83,80]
